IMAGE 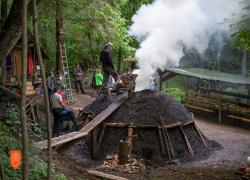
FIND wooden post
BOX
[183,76,189,102]
[118,140,129,164]
[92,128,97,159]
[96,125,107,152]
[218,87,222,124]
[127,126,133,154]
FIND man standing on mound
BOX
[100,42,118,94]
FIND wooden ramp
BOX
[35,94,128,150]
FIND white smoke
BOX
[129,0,242,91]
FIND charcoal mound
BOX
[84,94,116,115]
[110,89,192,125]
[70,90,221,164]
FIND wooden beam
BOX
[35,131,88,150]
[184,104,214,112]
[86,170,128,180]
[179,127,194,156]
[161,72,177,82]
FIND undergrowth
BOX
[0,103,67,180]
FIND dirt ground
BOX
[52,92,250,180]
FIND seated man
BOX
[51,86,77,137]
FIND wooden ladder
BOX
[59,43,74,104]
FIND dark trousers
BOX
[60,108,78,128]
[103,67,118,88]
[75,80,84,93]
[52,108,63,137]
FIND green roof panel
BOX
[166,68,250,85]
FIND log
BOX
[158,127,166,156]
[92,128,97,159]
[193,122,208,148]
[127,126,133,154]
[179,127,194,156]
[118,140,129,165]
[183,120,194,126]
[161,120,175,159]
[160,121,172,162]
[104,122,183,129]
[96,125,107,152]
[86,170,128,180]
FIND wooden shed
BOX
[0,31,49,95]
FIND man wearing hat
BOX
[100,42,118,93]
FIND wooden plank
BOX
[184,104,214,112]
[79,95,128,134]
[35,131,88,150]
[87,170,128,180]
[35,94,128,150]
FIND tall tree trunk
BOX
[56,0,64,75]
[0,0,7,82]
[0,55,6,85]
[1,0,7,29]
[242,48,247,76]
[32,0,52,179]
[21,0,29,179]
[0,0,40,66]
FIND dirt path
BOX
[194,115,250,167]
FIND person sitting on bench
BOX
[51,86,78,137]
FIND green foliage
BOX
[29,157,68,180]
[165,88,185,102]
[0,104,67,179]
[232,0,250,50]
[35,0,152,72]
[163,76,185,102]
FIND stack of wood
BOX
[116,73,137,91]
[26,81,36,96]
[97,154,145,173]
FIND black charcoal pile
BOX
[69,90,221,164]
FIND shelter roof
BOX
[166,68,250,85]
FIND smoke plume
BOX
[129,0,242,91]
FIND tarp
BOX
[166,68,250,85]
[28,49,34,76]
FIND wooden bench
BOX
[184,104,214,113]
[227,115,250,123]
